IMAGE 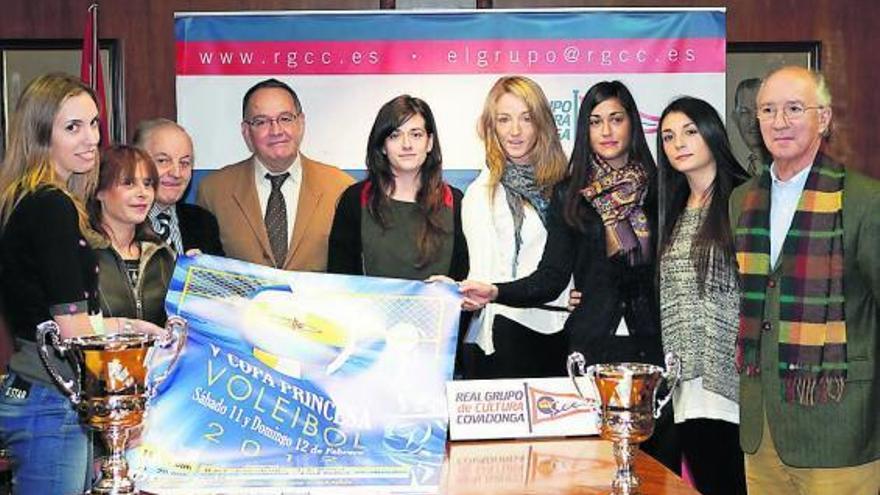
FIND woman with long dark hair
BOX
[461,81,678,471]
[328,94,467,281]
[657,96,749,495]
[0,73,163,493]
[461,75,570,379]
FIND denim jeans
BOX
[0,372,92,495]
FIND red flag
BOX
[80,3,111,146]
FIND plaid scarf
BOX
[500,162,551,277]
[581,154,651,265]
[734,154,847,406]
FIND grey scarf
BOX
[499,162,550,276]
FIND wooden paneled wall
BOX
[1,0,877,177]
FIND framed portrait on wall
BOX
[0,39,124,155]
[726,41,821,175]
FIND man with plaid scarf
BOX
[729,66,880,494]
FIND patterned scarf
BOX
[580,154,651,265]
[734,155,847,406]
[499,162,550,277]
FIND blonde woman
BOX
[0,73,162,493]
[461,76,570,379]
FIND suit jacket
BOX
[176,202,224,256]
[196,155,354,271]
[729,153,880,468]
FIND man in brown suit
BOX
[197,79,353,271]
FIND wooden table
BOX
[442,437,698,495]
[139,437,697,494]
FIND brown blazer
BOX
[196,155,354,271]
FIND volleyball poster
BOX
[129,255,461,493]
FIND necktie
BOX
[265,172,290,267]
[155,212,172,242]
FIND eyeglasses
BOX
[756,103,824,122]
[244,112,300,130]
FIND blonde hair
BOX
[477,76,567,194]
[0,73,100,239]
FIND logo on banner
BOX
[527,385,596,425]
[550,89,581,144]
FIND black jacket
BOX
[495,179,662,364]
[177,202,224,256]
[95,241,175,326]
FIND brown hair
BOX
[88,145,160,248]
[365,95,448,269]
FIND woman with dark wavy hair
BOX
[460,80,678,471]
[328,95,467,281]
[657,96,748,495]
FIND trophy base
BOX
[609,439,641,495]
[611,482,640,495]
[87,480,135,495]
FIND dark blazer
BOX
[495,178,662,365]
[729,153,880,468]
[177,202,224,256]
[327,180,469,281]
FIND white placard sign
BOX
[446,377,600,441]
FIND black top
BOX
[327,180,469,281]
[0,188,100,342]
[177,202,224,256]
[495,179,661,362]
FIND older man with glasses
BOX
[197,78,353,271]
[729,65,880,495]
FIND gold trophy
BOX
[567,352,680,495]
[37,316,187,495]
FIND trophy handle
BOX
[567,352,596,401]
[35,320,82,405]
[653,352,681,419]
[146,315,188,398]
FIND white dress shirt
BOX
[253,155,302,242]
[769,162,812,268]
